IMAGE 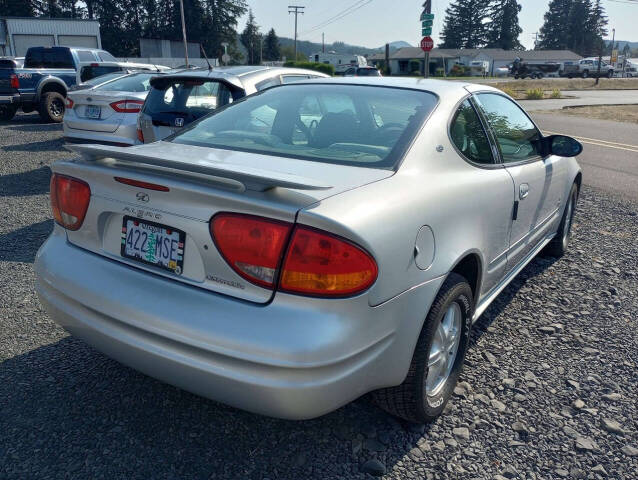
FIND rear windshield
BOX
[171,84,437,169]
[144,78,236,121]
[96,73,155,92]
[82,72,128,87]
[25,47,74,69]
[358,68,381,76]
[80,65,123,82]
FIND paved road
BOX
[522,89,638,110]
[532,113,638,202]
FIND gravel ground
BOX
[1,113,637,479]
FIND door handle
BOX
[519,183,529,200]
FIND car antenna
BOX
[200,45,213,71]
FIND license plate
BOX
[121,216,185,275]
[85,105,101,119]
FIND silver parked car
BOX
[137,66,329,143]
[63,72,162,146]
[36,78,582,423]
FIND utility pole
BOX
[322,32,325,53]
[531,32,539,49]
[288,5,304,61]
[178,0,188,67]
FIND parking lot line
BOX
[542,130,638,153]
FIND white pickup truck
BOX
[561,59,614,79]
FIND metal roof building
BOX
[0,17,101,57]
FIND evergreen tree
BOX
[263,28,281,61]
[203,0,247,65]
[486,0,523,50]
[440,0,490,49]
[586,0,608,55]
[537,0,572,50]
[0,0,35,16]
[240,9,261,65]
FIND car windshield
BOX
[96,73,155,92]
[144,78,236,120]
[171,84,437,169]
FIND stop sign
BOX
[420,36,434,52]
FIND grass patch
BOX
[499,86,517,98]
[491,77,638,92]
[534,105,638,124]
[525,88,545,100]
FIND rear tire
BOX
[0,104,17,121]
[582,70,589,79]
[371,273,473,423]
[607,70,613,78]
[39,92,65,123]
[545,183,578,258]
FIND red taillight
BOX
[211,213,292,288]
[280,227,378,296]
[65,97,74,109]
[136,128,144,143]
[49,174,91,231]
[10,74,19,89]
[114,177,169,191]
[110,99,144,113]
[210,213,378,296]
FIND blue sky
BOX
[240,0,636,50]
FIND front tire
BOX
[582,70,589,79]
[39,92,65,123]
[0,104,17,121]
[371,273,472,423]
[545,183,578,257]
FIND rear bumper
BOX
[35,229,444,419]
[0,93,20,105]
[63,121,138,146]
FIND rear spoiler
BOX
[66,144,332,192]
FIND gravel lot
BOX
[1,113,637,479]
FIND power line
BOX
[299,0,373,36]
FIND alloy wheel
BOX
[425,302,462,397]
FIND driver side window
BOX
[475,93,542,163]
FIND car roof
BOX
[278,76,500,96]
[151,66,328,90]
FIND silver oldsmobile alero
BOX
[35,77,582,423]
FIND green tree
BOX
[440,0,490,49]
[537,0,573,50]
[585,0,608,55]
[202,0,247,64]
[280,45,306,62]
[263,28,281,61]
[240,9,261,65]
[486,0,523,50]
[0,0,35,16]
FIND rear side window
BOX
[255,77,280,91]
[76,50,96,62]
[171,84,438,169]
[144,79,235,120]
[475,93,542,163]
[97,51,117,61]
[449,99,494,165]
[25,48,74,69]
[80,65,123,82]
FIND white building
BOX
[309,52,367,72]
[0,17,101,57]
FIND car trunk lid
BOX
[56,142,393,303]
[66,91,146,133]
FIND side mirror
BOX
[547,135,583,157]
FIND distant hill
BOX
[606,40,638,50]
[385,41,413,50]
[275,37,413,58]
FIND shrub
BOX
[499,86,517,98]
[525,88,544,100]
[283,61,335,76]
[550,88,562,98]
[409,60,421,75]
[435,67,445,77]
[449,64,469,77]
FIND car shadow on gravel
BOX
[6,123,63,132]
[0,166,51,197]
[2,137,65,152]
[470,254,560,345]
[0,219,52,263]
[0,336,427,479]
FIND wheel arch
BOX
[37,78,67,99]
[447,250,483,311]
